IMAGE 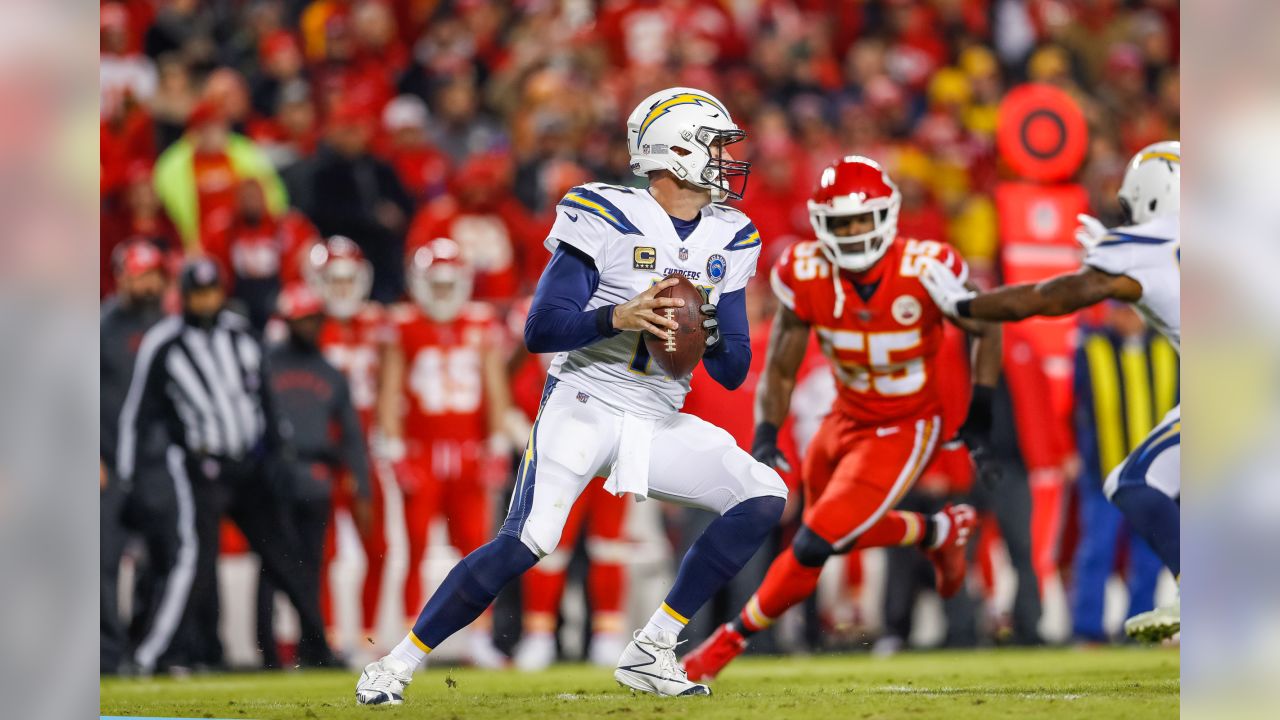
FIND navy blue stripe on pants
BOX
[500,376,558,542]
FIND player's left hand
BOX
[918,257,975,318]
[701,303,721,350]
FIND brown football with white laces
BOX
[643,274,708,379]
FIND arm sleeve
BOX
[524,244,620,354]
[702,288,751,390]
[333,373,372,499]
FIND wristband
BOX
[596,305,621,337]
[955,298,974,318]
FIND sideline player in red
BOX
[683,156,1002,680]
[312,236,386,645]
[376,237,518,668]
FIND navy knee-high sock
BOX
[411,534,538,649]
[1111,485,1180,577]
[664,496,786,620]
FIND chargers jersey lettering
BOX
[1083,215,1180,352]
[771,237,966,426]
[544,183,761,419]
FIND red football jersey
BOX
[388,302,503,451]
[319,304,389,430]
[771,237,968,427]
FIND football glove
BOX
[918,257,975,318]
[1074,213,1108,251]
[751,422,792,473]
[701,303,721,350]
[958,385,1001,489]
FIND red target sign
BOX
[997,84,1088,182]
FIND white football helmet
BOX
[309,236,372,320]
[626,87,749,201]
[407,237,473,323]
[808,156,902,272]
[1119,140,1180,224]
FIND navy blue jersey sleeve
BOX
[702,288,751,390]
[524,244,621,354]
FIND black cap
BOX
[179,257,223,294]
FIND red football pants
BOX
[322,463,387,635]
[521,478,627,633]
[748,412,941,624]
[401,456,490,622]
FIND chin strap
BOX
[831,265,846,319]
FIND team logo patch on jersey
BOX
[892,295,922,325]
[576,392,589,404]
[679,247,689,261]
[707,254,727,284]
[634,246,657,270]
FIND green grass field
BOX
[101,646,1178,720]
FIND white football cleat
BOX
[614,629,710,697]
[468,629,510,669]
[1124,599,1180,643]
[514,631,556,672]
[355,656,413,706]
[589,631,628,668]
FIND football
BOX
[643,274,708,379]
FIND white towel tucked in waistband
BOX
[604,413,655,501]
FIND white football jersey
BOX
[544,182,761,419]
[1084,214,1181,352]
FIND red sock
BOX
[845,510,928,550]
[523,564,568,632]
[741,547,824,632]
[588,561,624,614]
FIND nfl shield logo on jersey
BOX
[707,254,727,284]
[679,247,689,261]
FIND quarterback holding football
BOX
[356,87,789,704]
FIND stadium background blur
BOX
[100,0,1180,670]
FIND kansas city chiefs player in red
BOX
[311,236,389,642]
[683,156,1002,680]
[376,237,519,668]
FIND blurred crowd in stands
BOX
[101,0,1180,672]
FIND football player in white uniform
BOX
[918,141,1181,642]
[355,87,787,704]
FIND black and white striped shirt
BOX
[116,310,277,480]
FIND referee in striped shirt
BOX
[116,257,336,670]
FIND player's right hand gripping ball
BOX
[643,274,709,378]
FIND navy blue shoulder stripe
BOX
[1099,232,1172,246]
[558,186,642,236]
